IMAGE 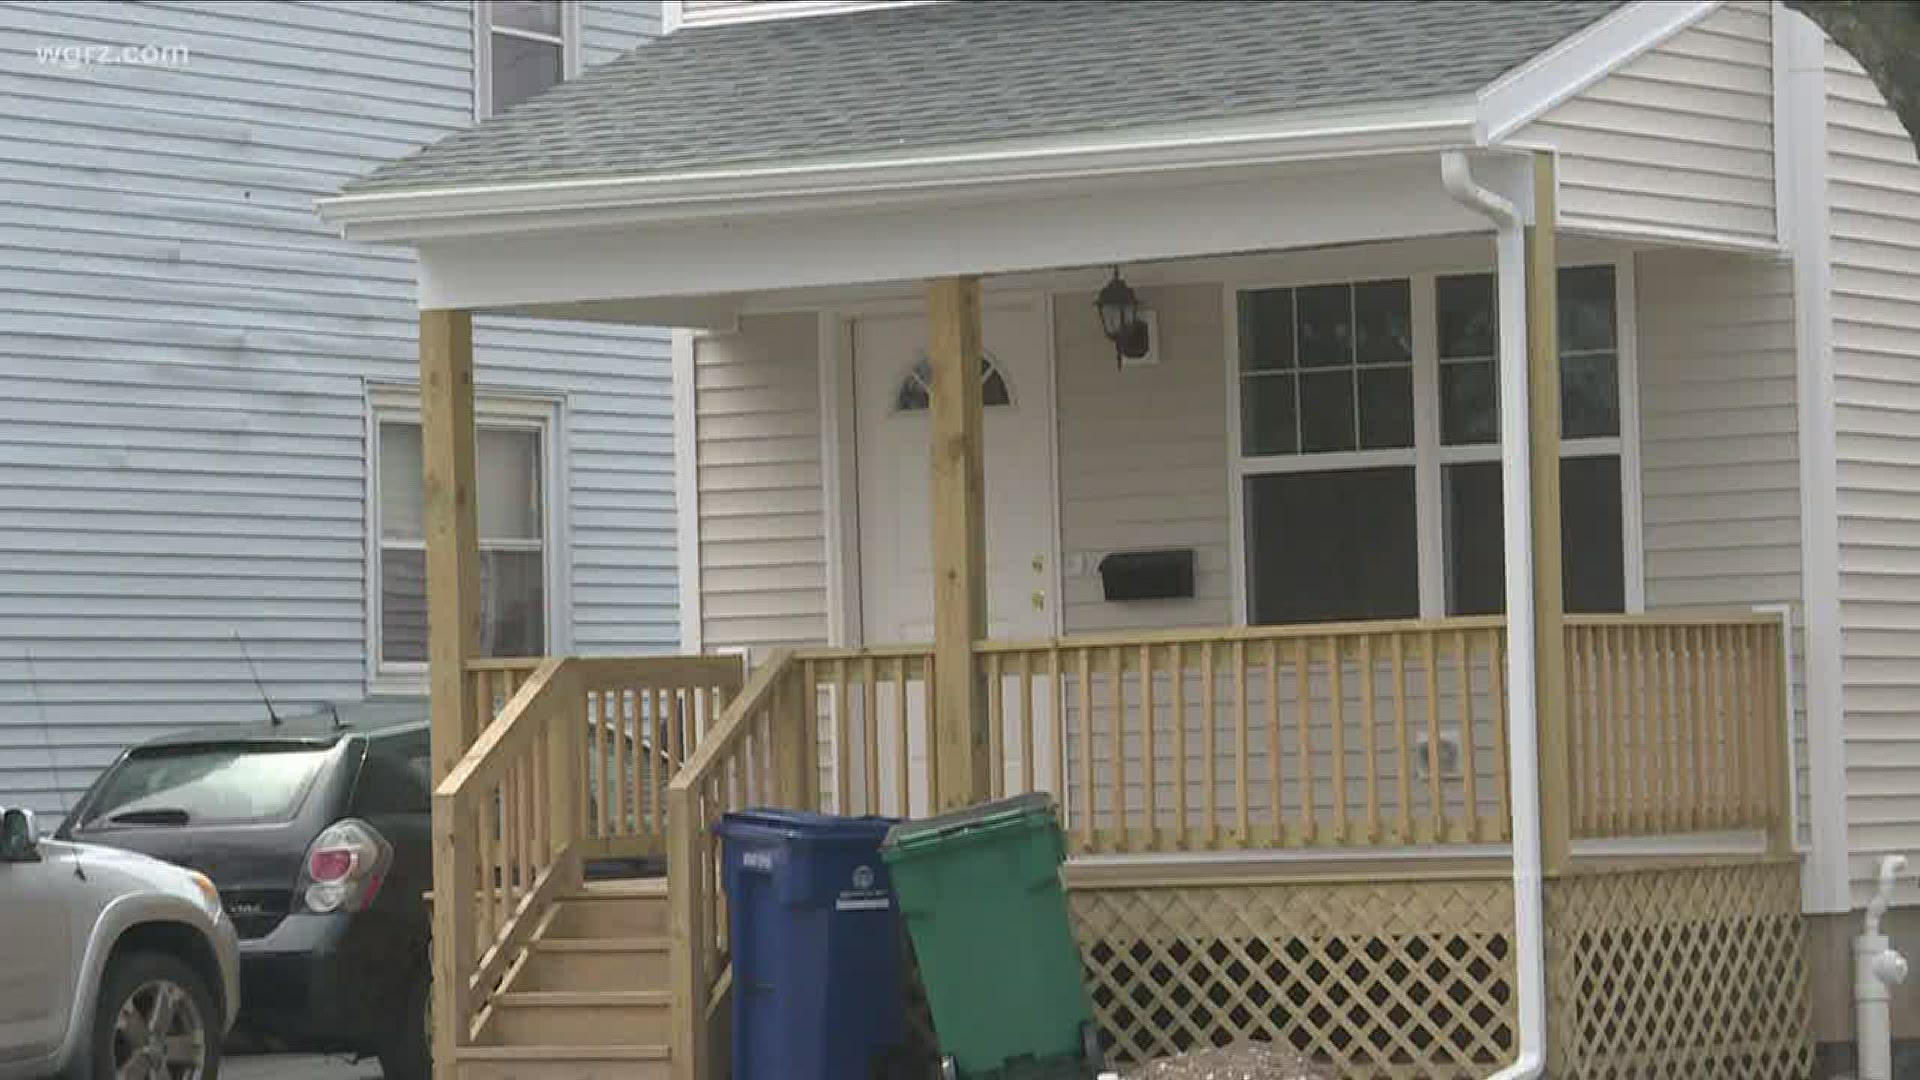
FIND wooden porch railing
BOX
[465,658,545,741]
[789,611,1792,855]
[976,619,1513,852]
[665,651,813,1080]
[1566,613,1790,841]
[574,657,744,860]
[434,653,744,1064]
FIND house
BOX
[320,1,1920,1077]
[0,0,681,823]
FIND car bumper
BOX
[236,913,420,1051]
[213,915,242,1034]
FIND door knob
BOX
[1031,589,1046,610]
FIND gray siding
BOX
[0,0,674,819]
[1512,1,1778,250]
[1825,42,1920,897]
[1635,247,1807,844]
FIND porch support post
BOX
[421,308,480,1080]
[1526,155,1573,877]
[925,276,990,810]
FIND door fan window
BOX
[894,351,1013,412]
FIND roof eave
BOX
[315,100,1483,244]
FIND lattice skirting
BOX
[1068,877,1518,1078]
[1546,861,1811,1080]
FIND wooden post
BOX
[1527,155,1573,877]
[926,276,990,809]
[547,665,580,864]
[421,308,479,1080]
[666,783,705,1080]
[1768,619,1797,857]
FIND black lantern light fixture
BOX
[1094,266,1152,366]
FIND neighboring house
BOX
[323,1,1920,1077]
[0,0,679,822]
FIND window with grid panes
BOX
[1237,266,1626,624]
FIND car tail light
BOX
[298,819,392,914]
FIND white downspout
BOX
[1440,150,1544,1080]
[1857,855,1910,1080]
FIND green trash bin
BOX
[881,793,1102,1079]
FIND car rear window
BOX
[77,743,334,828]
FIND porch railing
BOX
[1566,613,1789,840]
[434,653,744,1063]
[792,611,1791,855]
[980,619,1513,852]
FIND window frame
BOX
[365,384,570,694]
[474,0,579,121]
[1225,253,1643,625]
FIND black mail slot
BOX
[1098,549,1196,602]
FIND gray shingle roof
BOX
[344,0,1628,195]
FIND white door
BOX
[855,302,1057,642]
[851,302,1059,815]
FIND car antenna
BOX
[234,631,283,726]
[23,649,74,821]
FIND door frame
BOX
[821,290,1065,647]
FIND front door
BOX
[854,301,1056,644]
[851,301,1058,816]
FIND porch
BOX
[435,607,1803,1079]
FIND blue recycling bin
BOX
[715,809,903,1080]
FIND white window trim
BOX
[365,383,570,695]
[473,0,580,122]
[1224,253,1643,625]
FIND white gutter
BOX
[1440,151,1544,1080]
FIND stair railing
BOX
[665,651,813,1080]
[435,658,582,1054]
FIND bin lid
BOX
[714,807,898,843]
[880,792,1057,855]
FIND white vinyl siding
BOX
[692,314,830,652]
[1825,42,1920,898]
[1055,285,1233,633]
[0,0,673,820]
[1511,1,1778,250]
[1634,247,1807,845]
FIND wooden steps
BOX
[522,937,672,990]
[459,879,675,1080]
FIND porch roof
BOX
[343,0,1626,197]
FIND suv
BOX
[0,804,240,1080]
[56,704,434,1080]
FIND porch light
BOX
[1095,267,1151,366]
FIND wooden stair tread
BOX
[496,990,670,1008]
[572,878,666,898]
[531,935,670,953]
[459,1045,670,1062]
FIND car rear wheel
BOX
[377,968,431,1080]
[91,953,218,1080]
